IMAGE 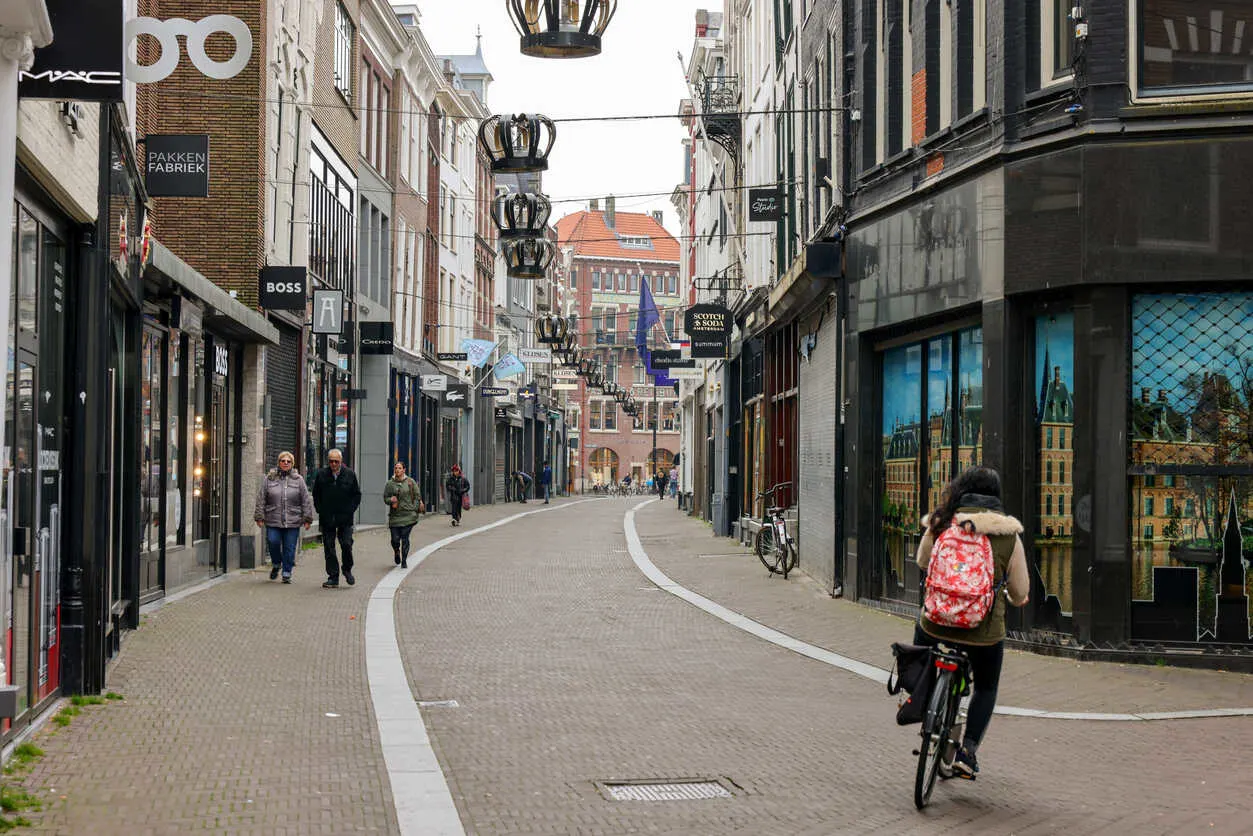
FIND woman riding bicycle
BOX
[914,466,1029,780]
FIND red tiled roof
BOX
[555,210,679,263]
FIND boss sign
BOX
[258,267,308,311]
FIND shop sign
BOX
[437,352,468,362]
[311,289,344,334]
[144,135,210,197]
[552,368,577,379]
[649,349,696,370]
[421,374,447,391]
[443,384,469,409]
[258,266,307,310]
[480,386,509,397]
[748,188,783,222]
[19,0,124,102]
[359,321,394,354]
[684,303,732,359]
[494,407,509,420]
[552,383,579,390]
[214,344,229,377]
[124,15,253,83]
[518,347,551,363]
[345,389,368,400]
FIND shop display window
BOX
[1129,293,1253,644]
[1035,312,1076,619]
[879,328,983,604]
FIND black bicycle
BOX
[913,644,971,809]
[754,482,797,578]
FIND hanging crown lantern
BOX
[479,113,556,173]
[502,236,557,279]
[536,313,569,344]
[493,192,552,239]
[506,0,619,59]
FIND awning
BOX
[145,241,279,345]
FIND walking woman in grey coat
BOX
[253,451,314,583]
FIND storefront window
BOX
[1035,312,1076,617]
[167,332,184,546]
[192,340,208,542]
[1129,293,1253,644]
[140,327,164,554]
[880,328,983,604]
[881,343,923,603]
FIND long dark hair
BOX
[928,466,1003,537]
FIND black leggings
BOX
[913,624,1004,750]
[390,524,415,556]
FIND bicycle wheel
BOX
[914,670,951,810]
[755,525,781,573]
[785,541,799,575]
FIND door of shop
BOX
[208,377,229,574]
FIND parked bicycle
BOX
[754,482,797,578]
[911,643,971,809]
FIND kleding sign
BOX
[145,135,210,197]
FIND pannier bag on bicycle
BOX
[922,521,1005,629]
[888,642,936,726]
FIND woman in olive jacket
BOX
[914,465,1029,780]
[383,461,424,568]
[253,451,314,583]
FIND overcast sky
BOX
[414,0,707,234]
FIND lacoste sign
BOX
[145,135,210,197]
[443,384,469,409]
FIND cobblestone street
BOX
[7,496,1252,834]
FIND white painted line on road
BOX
[367,500,595,836]
[624,500,1253,723]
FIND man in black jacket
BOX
[311,449,362,588]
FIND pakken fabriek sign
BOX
[144,135,210,197]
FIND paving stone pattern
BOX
[633,500,1253,714]
[8,496,1252,834]
[12,502,529,836]
[397,498,1252,834]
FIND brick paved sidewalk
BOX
[633,500,1253,715]
[6,498,550,835]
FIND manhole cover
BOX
[602,781,731,802]
[417,699,460,708]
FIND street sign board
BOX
[748,188,783,222]
[421,374,447,391]
[552,383,579,391]
[443,384,469,408]
[518,347,551,363]
[144,134,210,197]
[311,289,343,334]
[359,321,394,354]
[494,407,508,420]
[258,266,307,310]
[480,386,509,397]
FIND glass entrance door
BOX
[208,380,227,574]
[9,357,36,715]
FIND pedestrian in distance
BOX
[384,461,423,568]
[656,468,669,499]
[669,465,679,499]
[513,470,533,503]
[253,451,313,584]
[540,461,553,504]
[445,465,470,526]
[311,448,362,588]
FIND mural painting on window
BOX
[1130,293,1253,644]
[1035,313,1075,623]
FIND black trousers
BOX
[322,522,354,579]
[390,523,415,556]
[912,624,1004,748]
[450,496,464,522]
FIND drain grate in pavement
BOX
[601,780,732,802]
[417,699,460,708]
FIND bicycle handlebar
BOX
[755,481,793,499]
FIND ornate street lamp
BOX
[506,0,619,59]
[536,313,569,344]
[493,192,552,239]
[502,236,557,279]
[479,113,555,173]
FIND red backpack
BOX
[923,521,1001,629]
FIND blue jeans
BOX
[266,526,301,577]
[542,483,551,502]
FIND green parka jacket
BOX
[383,476,422,527]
